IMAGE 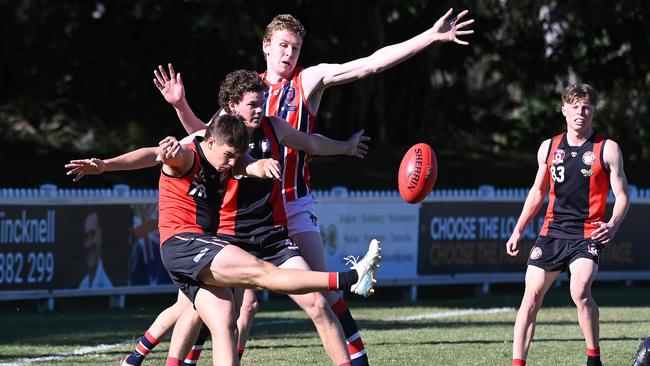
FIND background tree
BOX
[1,0,648,189]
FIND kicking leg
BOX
[197,240,381,297]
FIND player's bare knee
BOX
[241,297,259,318]
[521,294,542,312]
[301,294,331,323]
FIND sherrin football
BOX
[397,143,437,204]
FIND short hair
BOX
[263,14,306,45]
[204,114,249,154]
[562,83,598,106]
[218,69,265,113]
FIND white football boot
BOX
[345,239,381,297]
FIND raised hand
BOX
[346,129,371,159]
[65,158,106,181]
[153,63,185,106]
[432,8,475,45]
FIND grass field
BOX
[1,285,649,366]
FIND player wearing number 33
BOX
[505,84,630,366]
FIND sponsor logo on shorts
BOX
[530,246,543,260]
[581,168,594,177]
[582,151,596,165]
[193,247,210,263]
[587,243,600,256]
[310,214,319,227]
[284,239,299,250]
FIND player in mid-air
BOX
[156,8,474,364]
[505,84,630,366]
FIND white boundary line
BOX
[0,307,514,365]
[0,341,131,366]
[388,307,515,321]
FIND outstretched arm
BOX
[506,140,551,256]
[153,63,208,134]
[65,136,181,181]
[301,8,474,98]
[590,140,630,243]
[270,117,370,158]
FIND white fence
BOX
[1,184,649,306]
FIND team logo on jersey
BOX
[188,166,208,198]
[260,137,272,154]
[571,151,578,157]
[280,87,297,112]
[582,151,596,165]
[581,168,593,177]
[552,149,566,165]
[530,246,543,260]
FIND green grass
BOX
[1,286,649,365]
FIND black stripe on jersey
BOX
[191,138,226,234]
[546,132,599,237]
[229,119,285,245]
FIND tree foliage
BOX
[1,0,648,187]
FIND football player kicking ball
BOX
[156,8,474,365]
[162,68,372,366]
[67,88,378,366]
[505,84,630,366]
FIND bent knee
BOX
[241,298,259,317]
[300,294,331,321]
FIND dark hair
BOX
[218,69,265,113]
[562,83,598,106]
[263,14,306,44]
[204,114,249,154]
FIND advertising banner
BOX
[418,202,650,275]
[130,203,171,286]
[316,201,419,279]
[0,205,131,290]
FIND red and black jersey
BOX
[540,131,610,239]
[217,117,289,246]
[260,67,315,202]
[158,138,229,243]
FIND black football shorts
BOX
[527,235,603,272]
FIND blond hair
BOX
[562,83,598,106]
[263,14,306,44]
